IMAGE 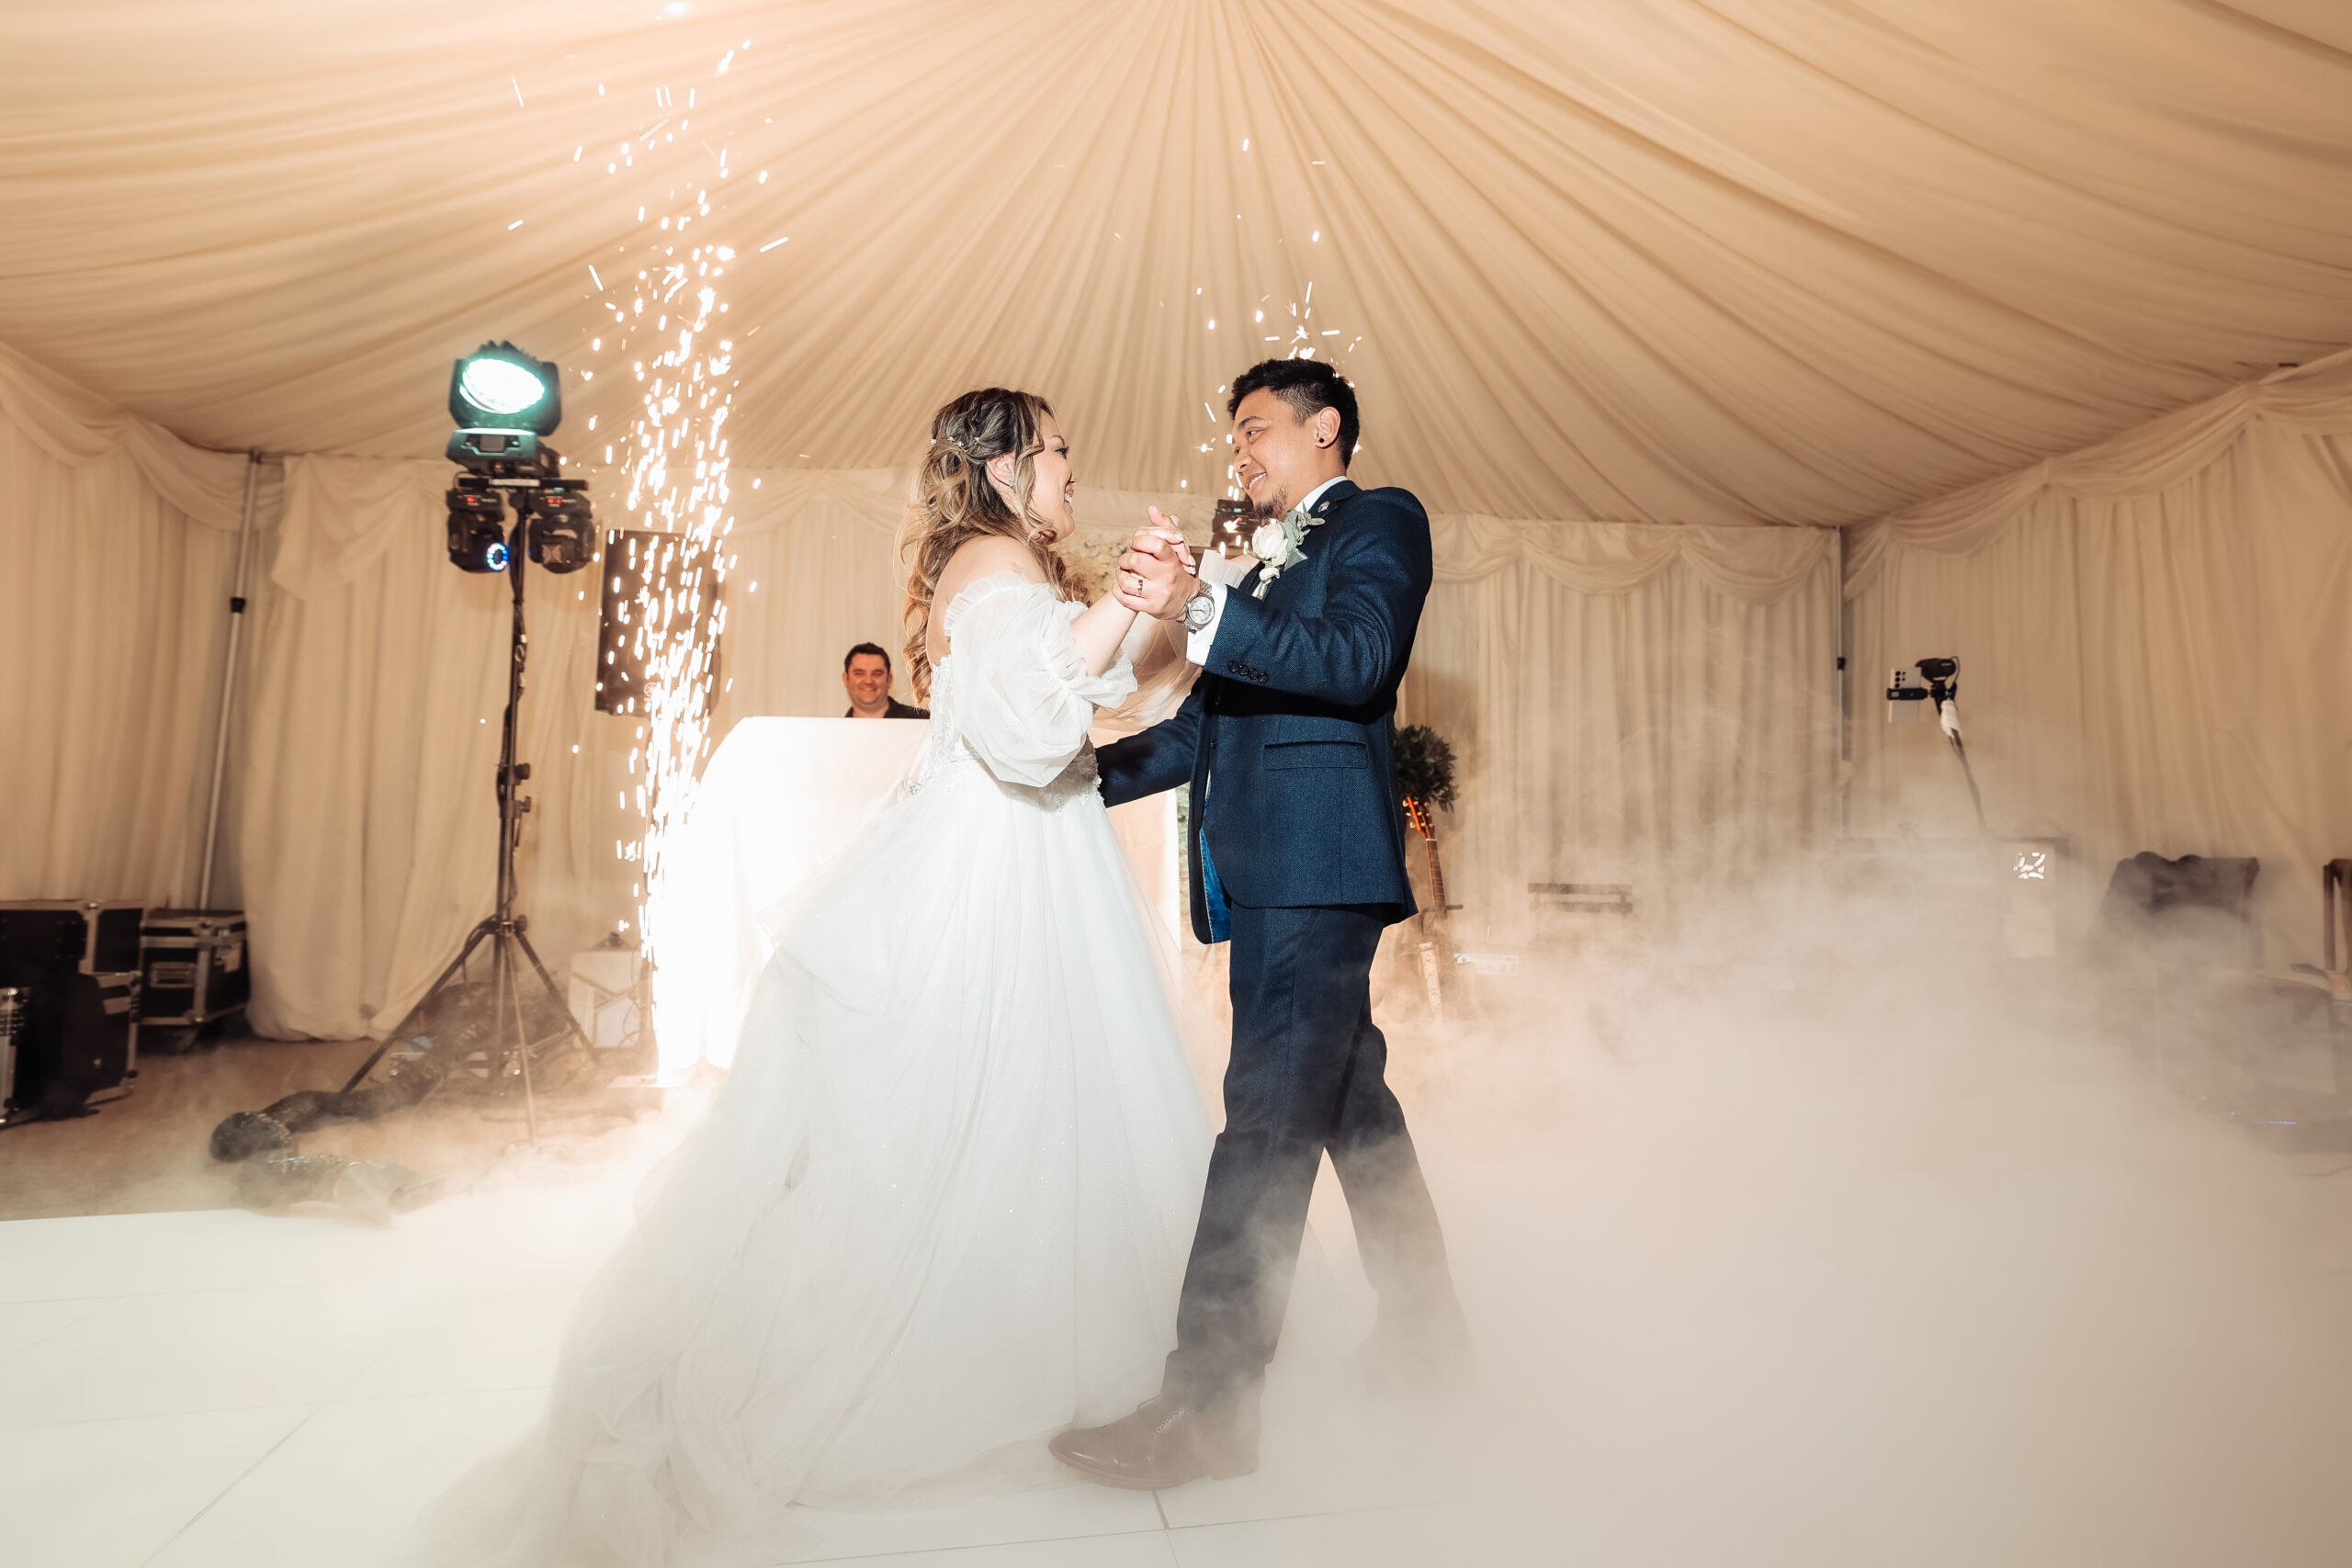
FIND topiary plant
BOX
[1392,724,1457,815]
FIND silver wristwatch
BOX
[1182,583,1216,634]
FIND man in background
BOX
[842,642,928,718]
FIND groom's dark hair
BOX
[1228,358,1359,468]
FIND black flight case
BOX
[0,900,144,1122]
[137,909,250,1054]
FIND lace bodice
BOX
[910,571,1136,806]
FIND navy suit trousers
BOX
[1162,902,1459,1408]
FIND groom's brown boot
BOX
[1048,1395,1260,1489]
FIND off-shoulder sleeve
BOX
[942,573,1136,786]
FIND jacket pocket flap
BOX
[1262,739,1370,770]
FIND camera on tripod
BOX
[443,342,595,576]
[1885,654,1987,829]
[1886,655,1959,723]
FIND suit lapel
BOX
[1220,478,1359,615]
[1308,478,1361,521]
[1261,478,1357,604]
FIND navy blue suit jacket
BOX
[1096,478,1430,942]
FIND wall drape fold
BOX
[0,343,266,915]
[1403,542,1840,943]
[1431,515,1829,604]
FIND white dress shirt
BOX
[1183,474,1347,664]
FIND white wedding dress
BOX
[468,573,1213,1566]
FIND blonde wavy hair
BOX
[901,387,1082,701]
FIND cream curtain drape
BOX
[714,470,918,728]
[719,491,1847,951]
[1405,525,1840,943]
[1846,359,2352,965]
[0,342,262,915]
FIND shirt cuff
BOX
[1196,548,1251,590]
[1183,580,1228,665]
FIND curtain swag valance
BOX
[1846,345,2352,597]
[1427,515,1829,605]
[28,335,2329,619]
[0,339,250,529]
[266,460,1833,609]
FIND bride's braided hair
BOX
[902,387,1081,702]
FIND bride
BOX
[479,388,1213,1564]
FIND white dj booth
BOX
[647,717,1180,1076]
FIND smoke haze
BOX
[1286,867,2352,1566]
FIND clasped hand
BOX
[1114,506,1200,620]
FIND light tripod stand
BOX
[339,523,593,1147]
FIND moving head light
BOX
[446,477,512,573]
[522,480,595,574]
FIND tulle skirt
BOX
[457,752,1212,1565]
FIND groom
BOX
[1053,358,1470,1488]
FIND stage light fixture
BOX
[442,338,592,575]
[401,339,603,1146]
[523,480,596,573]
[459,356,550,418]
[447,342,564,480]
[446,479,512,573]
[449,341,561,434]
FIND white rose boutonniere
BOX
[1249,504,1326,599]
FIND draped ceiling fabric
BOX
[1,1,2349,527]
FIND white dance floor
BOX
[0,1188,1544,1568]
